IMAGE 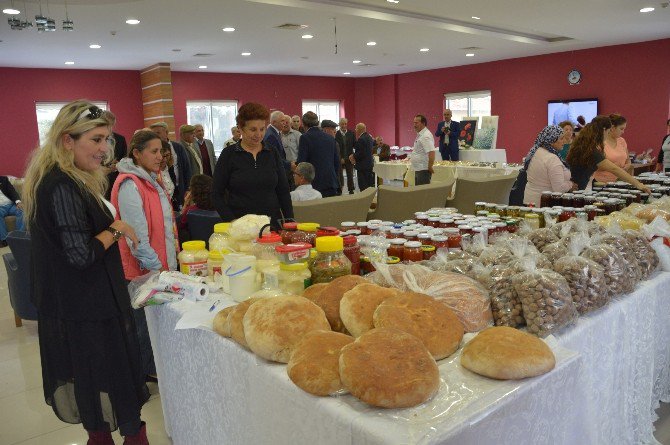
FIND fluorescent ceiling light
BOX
[3,8,20,14]
[343,72,350,75]
[367,41,376,46]
[125,19,140,25]
[89,44,101,49]
[471,16,481,20]
[352,60,361,63]
[222,27,235,32]
[64,61,74,65]
[419,48,429,52]
[199,65,207,69]
[639,7,654,12]
[302,34,313,39]
[241,52,251,56]
[387,0,399,3]
[466,53,475,57]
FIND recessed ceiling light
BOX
[343,72,351,75]
[367,41,376,46]
[2,8,20,14]
[64,61,74,65]
[199,65,207,69]
[639,7,655,12]
[471,16,481,20]
[241,52,251,56]
[466,53,475,57]
[125,19,140,25]
[89,44,101,49]
[419,48,429,52]
[222,27,235,32]
[387,0,399,3]
[353,60,361,64]
[302,34,313,39]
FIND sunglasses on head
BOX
[77,105,103,122]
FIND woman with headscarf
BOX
[523,125,576,206]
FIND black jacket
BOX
[335,130,355,162]
[30,167,131,321]
[112,132,128,162]
[297,127,340,195]
[0,176,20,203]
[353,132,374,172]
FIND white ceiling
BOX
[0,0,668,76]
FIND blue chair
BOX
[186,210,223,248]
[3,231,37,327]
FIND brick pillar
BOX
[140,63,176,138]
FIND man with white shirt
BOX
[335,117,356,194]
[412,114,436,185]
[0,176,24,247]
[280,114,301,163]
[290,163,323,202]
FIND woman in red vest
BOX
[111,130,179,383]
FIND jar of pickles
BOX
[474,202,487,212]
[310,236,352,284]
[403,241,424,262]
[496,205,509,217]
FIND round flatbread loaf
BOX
[340,283,398,337]
[243,296,331,363]
[302,283,329,301]
[311,275,367,333]
[213,306,236,337]
[228,298,263,349]
[373,292,464,360]
[339,328,440,408]
[287,330,354,396]
[460,326,556,380]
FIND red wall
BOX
[171,71,357,128]
[0,68,144,177]
[352,75,398,143]
[391,38,670,162]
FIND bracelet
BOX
[105,226,124,242]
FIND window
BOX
[186,100,238,157]
[302,100,340,125]
[35,101,108,146]
[444,91,491,126]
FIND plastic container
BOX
[310,236,352,284]
[225,253,260,302]
[294,223,320,246]
[207,250,229,278]
[208,223,231,253]
[316,226,341,238]
[342,235,361,276]
[252,232,282,273]
[280,222,298,245]
[403,241,423,262]
[275,243,312,264]
[278,262,312,295]
[179,241,209,276]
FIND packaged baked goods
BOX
[579,244,627,299]
[479,245,514,267]
[340,283,399,337]
[505,237,551,270]
[367,263,493,332]
[460,326,556,380]
[422,249,484,280]
[623,230,659,279]
[480,264,524,328]
[527,228,560,252]
[541,239,569,263]
[339,328,440,408]
[590,232,640,293]
[287,330,354,396]
[373,291,464,360]
[553,234,609,315]
[511,261,577,337]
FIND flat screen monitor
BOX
[547,98,598,127]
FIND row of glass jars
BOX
[540,190,648,209]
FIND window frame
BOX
[186,99,238,157]
[443,91,491,127]
[301,100,341,124]
[35,101,108,146]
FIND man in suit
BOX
[349,123,375,192]
[296,112,340,197]
[264,111,292,176]
[180,124,203,176]
[335,117,356,194]
[0,176,24,247]
[150,121,192,209]
[193,124,216,177]
[435,109,461,161]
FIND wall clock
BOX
[568,69,582,85]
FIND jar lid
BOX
[431,235,448,242]
[541,191,553,195]
[428,216,441,222]
[213,222,231,233]
[473,227,487,233]
[403,230,418,236]
[495,222,506,228]
[439,218,454,223]
[209,250,228,260]
[417,233,432,239]
[279,261,309,271]
[402,219,416,225]
[341,221,355,227]
[275,242,312,253]
[317,227,341,237]
[525,214,540,220]
[182,240,206,251]
[484,224,497,229]
[474,201,487,205]
[445,228,459,234]
[403,241,422,248]
[297,222,320,232]
[315,236,344,252]
[282,222,298,230]
[368,219,383,224]
[257,232,282,244]
[347,229,362,236]
[421,245,436,252]
[342,235,358,246]
[458,225,473,230]
[381,221,394,226]
[386,256,401,264]
[390,238,408,245]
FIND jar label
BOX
[212,266,222,275]
[181,261,208,276]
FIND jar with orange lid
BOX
[403,241,423,262]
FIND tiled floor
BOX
[0,244,172,445]
[2,242,670,444]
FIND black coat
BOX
[297,127,340,195]
[335,130,355,161]
[353,132,375,172]
[30,167,131,321]
[0,176,20,203]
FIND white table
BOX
[374,162,519,186]
[459,149,507,164]
[146,272,670,445]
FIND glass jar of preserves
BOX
[415,213,429,225]
[417,233,432,245]
[458,224,473,236]
[561,193,574,207]
[179,240,209,277]
[403,230,419,241]
[584,205,598,221]
[472,227,488,245]
[387,228,404,239]
[444,230,461,250]
[340,221,355,232]
[531,209,545,228]
[572,194,585,208]
[403,241,424,262]
[279,222,298,245]
[495,205,509,217]
[387,238,407,260]
[438,218,453,228]
[506,219,520,234]
[540,191,553,208]
[476,210,489,218]
[485,203,497,214]
[524,213,541,230]
[278,262,312,295]
[356,221,370,235]
[559,207,576,222]
[474,202,487,212]
[603,199,619,215]
[367,223,381,234]
[342,235,361,276]
[507,206,521,218]
[310,236,352,284]
[295,223,320,246]
[519,206,532,218]
[209,222,232,253]
[421,245,436,260]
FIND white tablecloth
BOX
[373,162,519,186]
[459,149,507,164]
[146,272,670,445]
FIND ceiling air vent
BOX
[460,46,483,50]
[193,53,214,57]
[275,23,309,30]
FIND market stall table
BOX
[146,271,670,445]
[459,149,507,164]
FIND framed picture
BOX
[480,116,499,149]
[458,120,477,147]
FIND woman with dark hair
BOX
[567,115,650,192]
[179,174,214,230]
[22,100,150,444]
[212,102,293,227]
[594,113,631,183]
[112,130,179,384]
[656,119,670,173]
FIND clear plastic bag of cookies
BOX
[579,243,627,299]
[480,264,525,328]
[622,230,659,280]
[590,231,641,293]
[527,228,560,252]
[541,239,569,263]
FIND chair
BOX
[368,180,456,222]
[3,231,37,327]
[446,174,519,215]
[292,187,377,227]
[186,210,223,247]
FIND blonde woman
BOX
[23,100,150,445]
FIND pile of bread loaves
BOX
[213,275,555,409]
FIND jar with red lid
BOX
[340,221,355,232]
[559,207,576,222]
[403,241,424,262]
[317,227,340,238]
[342,235,361,276]
[403,230,419,241]
[388,238,407,260]
[280,222,298,244]
[540,191,553,208]
[294,223,320,246]
[421,245,436,260]
[356,221,370,235]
